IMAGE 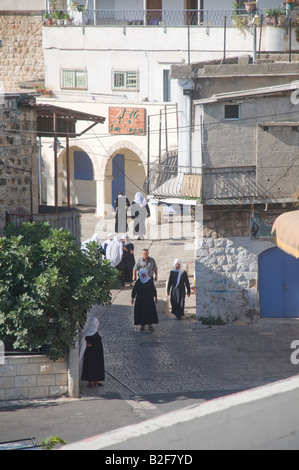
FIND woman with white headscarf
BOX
[80,317,105,388]
[131,268,158,331]
[167,259,191,320]
[81,233,104,255]
[106,235,125,285]
[131,192,150,240]
[102,233,115,258]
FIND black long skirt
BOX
[132,279,159,326]
[81,332,105,382]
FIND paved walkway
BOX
[2,211,299,447]
[79,210,299,418]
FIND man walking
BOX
[132,248,158,282]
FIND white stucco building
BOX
[35,0,296,217]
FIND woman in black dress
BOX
[115,192,130,234]
[167,259,191,320]
[131,192,150,240]
[80,317,105,387]
[123,235,135,285]
[131,268,158,331]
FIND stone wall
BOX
[0,11,45,91]
[195,205,279,323]
[0,355,68,401]
[0,95,39,236]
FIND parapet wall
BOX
[0,355,68,401]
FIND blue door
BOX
[259,247,299,318]
[112,154,125,208]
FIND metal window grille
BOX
[224,104,240,120]
[113,71,139,90]
[61,69,87,89]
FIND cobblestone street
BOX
[2,234,299,447]
[82,237,299,420]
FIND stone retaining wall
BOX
[195,205,280,323]
[0,355,68,401]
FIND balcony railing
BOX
[202,166,278,204]
[147,155,202,198]
[44,8,279,28]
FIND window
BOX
[234,0,246,9]
[224,104,240,120]
[163,70,171,102]
[112,70,139,91]
[61,69,87,90]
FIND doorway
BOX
[259,247,299,318]
[185,0,198,25]
[112,154,125,208]
[146,0,162,24]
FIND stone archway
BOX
[57,144,100,207]
[98,141,147,217]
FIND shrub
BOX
[0,222,119,361]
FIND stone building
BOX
[0,11,45,92]
[0,94,39,235]
[171,56,299,322]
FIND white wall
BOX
[0,0,47,9]
[43,26,256,101]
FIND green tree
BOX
[0,222,119,361]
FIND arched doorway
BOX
[259,247,299,318]
[59,147,96,206]
[105,147,147,212]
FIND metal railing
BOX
[203,166,256,201]
[202,165,272,203]
[44,9,274,28]
[147,155,202,198]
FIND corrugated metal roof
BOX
[23,102,106,138]
[28,102,106,123]
[194,82,299,105]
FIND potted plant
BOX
[51,10,62,24]
[76,4,86,12]
[277,9,286,25]
[33,83,52,96]
[244,1,257,13]
[62,13,71,24]
[265,9,280,25]
[232,1,250,31]
[43,12,53,25]
[284,0,297,11]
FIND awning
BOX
[271,211,299,259]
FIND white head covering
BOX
[79,317,100,373]
[103,233,115,250]
[125,235,133,245]
[106,235,123,267]
[134,192,147,208]
[171,259,185,287]
[81,233,102,252]
[139,268,151,284]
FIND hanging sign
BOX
[109,107,146,135]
